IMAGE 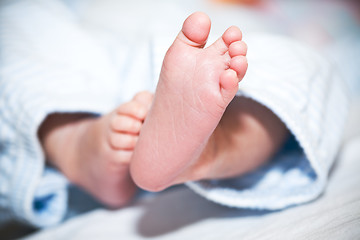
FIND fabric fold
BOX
[186,33,349,209]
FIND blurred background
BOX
[73,0,360,94]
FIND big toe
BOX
[178,12,211,48]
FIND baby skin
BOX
[131,12,288,191]
[40,12,289,207]
[39,92,153,207]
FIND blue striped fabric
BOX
[0,0,350,227]
[187,33,350,209]
[0,0,154,227]
[0,0,123,227]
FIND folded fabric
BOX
[187,33,349,209]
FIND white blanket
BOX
[0,0,358,234]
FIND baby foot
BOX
[62,91,153,207]
[131,12,248,191]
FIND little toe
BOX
[220,69,239,103]
[229,41,247,58]
[230,55,248,79]
[177,11,211,48]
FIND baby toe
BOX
[209,26,243,55]
[230,55,248,79]
[111,115,142,134]
[133,91,154,108]
[229,41,247,58]
[117,101,147,120]
[219,69,239,104]
[179,12,211,48]
[222,26,242,47]
[109,133,138,150]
